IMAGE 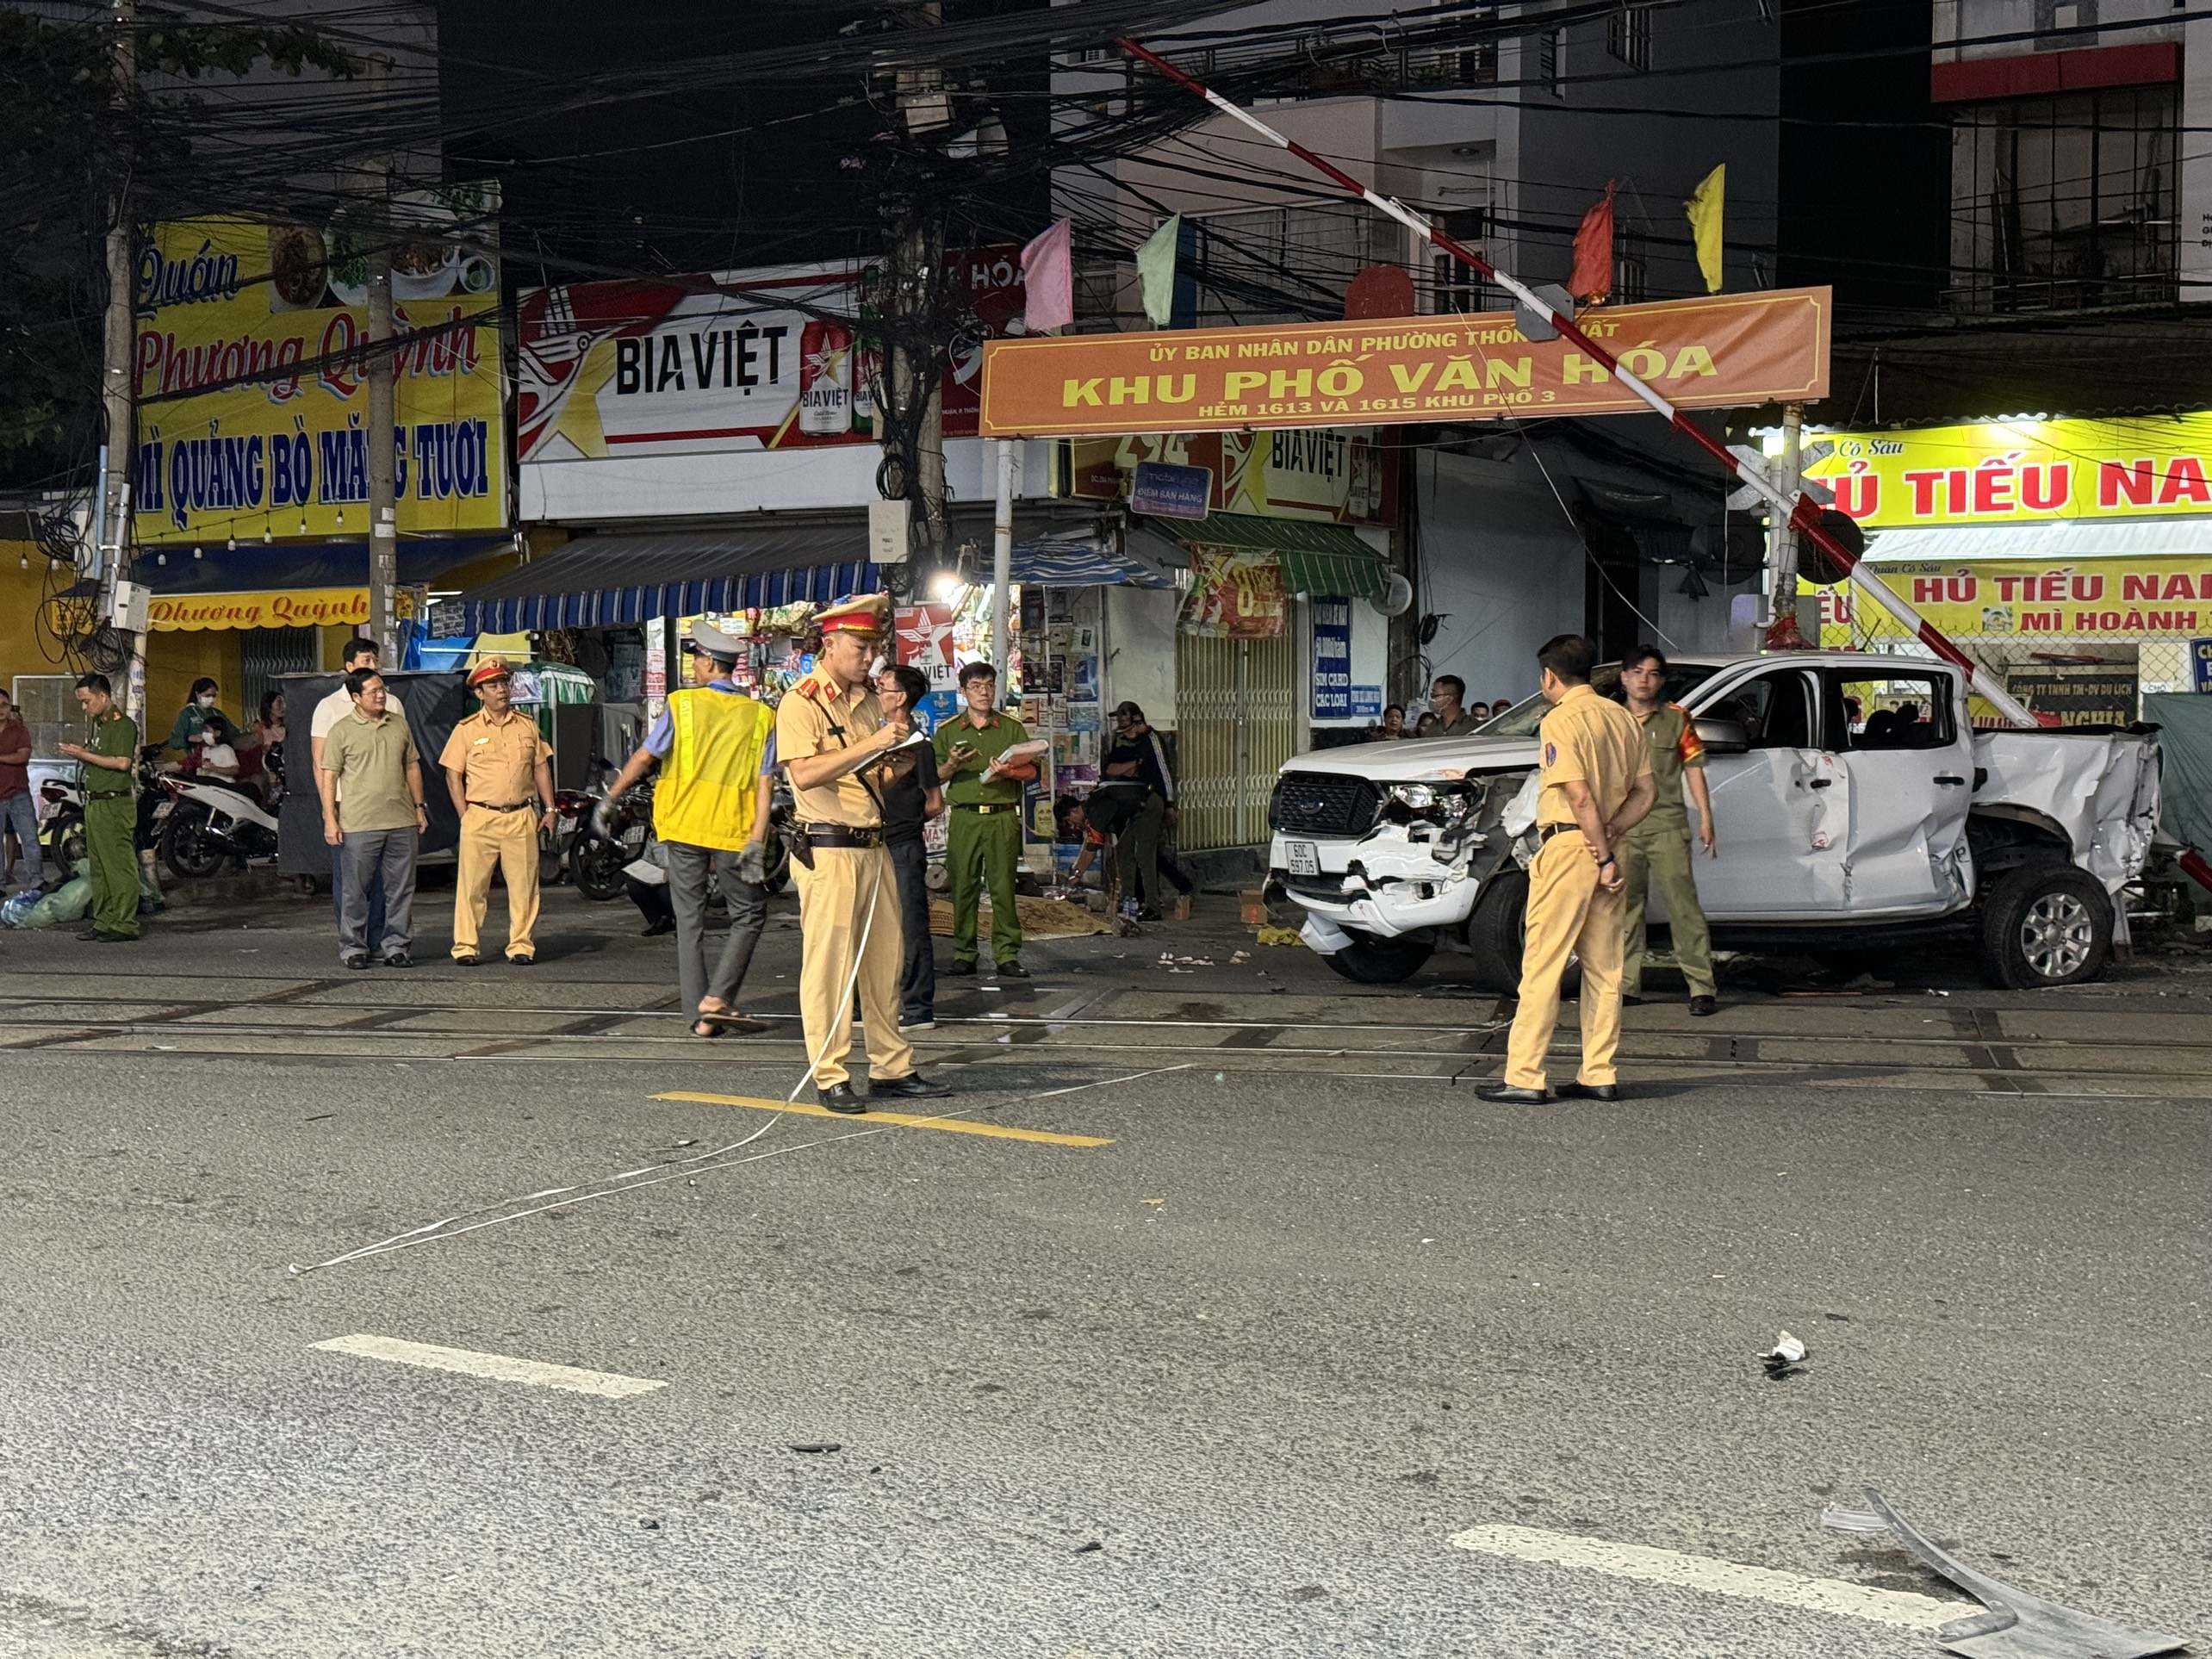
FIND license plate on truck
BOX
[1285,840,1319,876]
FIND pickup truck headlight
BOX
[1381,780,1473,825]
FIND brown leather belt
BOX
[803,823,882,848]
[1538,823,1584,842]
[469,800,533,812]
[952,802,1018,815]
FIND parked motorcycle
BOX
[569,777,654,902]
[158,772,281,879]
[39,774,84,873]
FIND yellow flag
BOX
[1685,164,1724,294]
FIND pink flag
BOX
[1020,217,1074,333]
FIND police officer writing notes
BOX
[439,656,556,967]
[601,620,778,1039]
[1479,635,1655,1104]
[54,672,140,943]
[1616,645,1719,1016]
[933,661,1038,979]
[775,593,948,1113]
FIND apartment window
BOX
[1189,202,1403,326]
[1948,84,2177,313]
[1538,27,1565,96]
[1460,38,1500,84]
[1429,209,1488,313]
[1613,230,1648,304]
[1607,6,1651,71]
[2034,0,2097,48]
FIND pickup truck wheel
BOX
[1320,931,1434,985]
[1978,864,2111,989]
[1463,869,1581,998]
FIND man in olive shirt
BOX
[1427,675,1484,737]
[933,661,1038,978]
[318,668,428,969]
[55,672,141,941]
[440,656,557,966]
[1616,644,1719,1016]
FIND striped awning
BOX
[1140,512,1390,600]
[1012,529,1177,587]
[439,525,877,636]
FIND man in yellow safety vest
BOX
[600,619,779,1038]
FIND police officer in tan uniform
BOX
[774,593,948,1114]
[1479,635,1656,1103]
[439,657,557,966]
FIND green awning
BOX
[1165,513,1391,600]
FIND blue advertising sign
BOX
[1312,597,1352,720]
[2193,637,2212,693]
[1129,460,1212,519]
[1351,685,1383,719]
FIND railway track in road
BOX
[3,978,2210,1094]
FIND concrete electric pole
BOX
[364,53,400,666]
[101,0,142,724]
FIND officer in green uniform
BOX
[933,661,1038,978]
[54,671,142,942]
[1615,644,1718,1016]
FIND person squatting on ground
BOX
[1615,644,1720,1017]
[934,661,1037,977]
[317,668,427,970]
[601,620,778,1038]
[774,594,947,1112]
[440,656,558,967]
[1097,701,1183,920]
[873,662,944,1034]
[54,673,138,941]
[1479,634,1655,1104]
[312,638,388,952]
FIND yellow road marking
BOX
[654,1090,1115,1147]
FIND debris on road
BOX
[1760,1331,1808,1380]
[1074,1540,1103,1555]
[1255,925,1304,947]
[1818,1502,1891,1534]
[1859,1488,2188,1659]
[789,1442,841,1454]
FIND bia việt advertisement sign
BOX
[515,251,1023,463]
[1804,413,2212,526]
[132,192,506,544]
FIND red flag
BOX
[1569,181,1617,305]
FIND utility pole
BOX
[365,54,399,666]
[1766,401,1803,641]
[100,0,141,724]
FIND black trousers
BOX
[886,832,935,1022]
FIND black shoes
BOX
[507,954,536,966]
[946,958,977,977]
[453,952,482,967]
[88,929,138,944]
[383,952,414,969]
[1476,1082,1547,1103]
[818,1084,867,1115]
[1621,992,1645,1006]
[1555,1081,1622,1102]
[873,1072,948,1100]
[1688,995,1718,1017]
[344,954,372,970]
[994,959,1029,979]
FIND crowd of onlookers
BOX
[1366,675,1520,742]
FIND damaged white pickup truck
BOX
[1266,653,2163,991]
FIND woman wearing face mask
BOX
[165,678,242,772]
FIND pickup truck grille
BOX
[1271,771,1379,838]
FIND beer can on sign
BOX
[798,320,853,435]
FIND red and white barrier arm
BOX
[1114,37,2041,729]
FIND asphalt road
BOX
[1,878,2206,1657]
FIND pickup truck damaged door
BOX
[1690,666,1849,919]
[1825,668,1975,914]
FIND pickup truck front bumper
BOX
[1268,825,1484,941]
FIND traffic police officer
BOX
[935,660,1038,977]
[439,656,557,966]
[1616,644,1720,1016]
[775,593,948,1113]
[1480,635,1656,1103]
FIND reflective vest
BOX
[654,688,770,852]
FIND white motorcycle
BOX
[158,770,281,879]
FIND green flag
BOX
[1137,214,1181,326]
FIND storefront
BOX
[1805,414,2212,720]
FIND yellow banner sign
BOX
[1805,413,2212,527]
[132,198,506,545]
[1819,555,2212,643]
[979,289,1830,437]
[148,588,375,631]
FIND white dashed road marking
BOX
[1449,1524,1960,1630]
[312,1334,666,1398]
